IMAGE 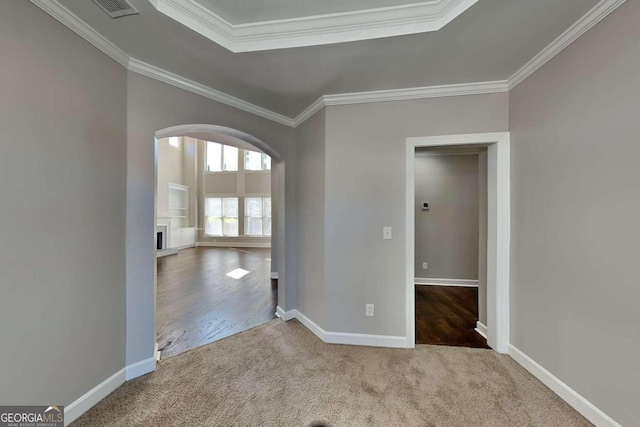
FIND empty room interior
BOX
[155,136,275,358]
[1,0,638,426]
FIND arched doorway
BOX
[153,124,287,358]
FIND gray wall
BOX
[509,2,640,425]
[294,109,327,327]
[0,1,127,406]
[414,153,480,280]
[324,94,508,335]
[126,72,296,367]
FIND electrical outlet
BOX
[422,262,428,270]
[365,304,374,317]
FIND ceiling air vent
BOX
[92,0,139,18]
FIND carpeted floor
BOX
[72,320,592,426]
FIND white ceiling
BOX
[56,0,601,117]
[194,0,427,24]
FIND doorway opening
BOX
[154,125,285,359]
[413,146,489,348]
[406,133,510,353]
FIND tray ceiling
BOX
[149,0,478,52]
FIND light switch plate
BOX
[365,304,374,317]
[383,226,392,240]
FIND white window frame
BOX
[244,150,271,172]
[205,141,239,173]
[244,196,272,237]
[204,196,239,237]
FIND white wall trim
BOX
[270,272,279,280]
[406,132,510,353]
[293,81,509,126]
[415,278,479,287]
[127,58,295,127]
[33,0,625,129]
[156,248,178,258]
[125,357,156,381]
[30,0,129,67]
[275,305,295,321]
[278,309,407,348]
[150,0,478,53]
[64,357,157,425]
[64,368,125,426]
[29,0,294,128]
[196,241,271,248]
[508,0,626,89]
[509,344,624,427]
[475,321,487,339]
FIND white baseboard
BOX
[475,321,487,339]
[156,248,178,257]
[64,356,157,425]
[154,342,161,361]
[64,368,125,426]
[281,308,407,348]
[275,305,294,321]
[270,272,279,279]
[508,344,623,427]
[415,277,479,287]
[125,357,156,381]
[196,241,271,248]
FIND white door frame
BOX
[405,132,510,353]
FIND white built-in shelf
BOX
[168,182,191,229]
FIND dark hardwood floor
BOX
[156,247,277,358]
[415,285,490,349]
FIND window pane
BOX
[222,197,238,217]
[205,198,222,216]
[223,146,238,171]
[263,197,271,217]
[246,217,263,236]
[264,155,271,170]
[206,217,222,236]
[168,137,180,149]
[246,197,262,218]
[223,217,238,236]
[263,217,272,237]
[245,150,262,171]
[206,141,222,172]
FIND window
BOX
[205,197,239,236]
[245,149,271,171]
[206,142,238,172]
[168,137,181,149]
[245,197,272,236]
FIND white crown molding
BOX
[293,81,508,126]
[29,0,294,127]
[508,0,626,89]
[31,0,626,129]
[151,0,478,53]
[127,59,295,127]
[30,0,129,67]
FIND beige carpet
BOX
[72,320,591,426]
